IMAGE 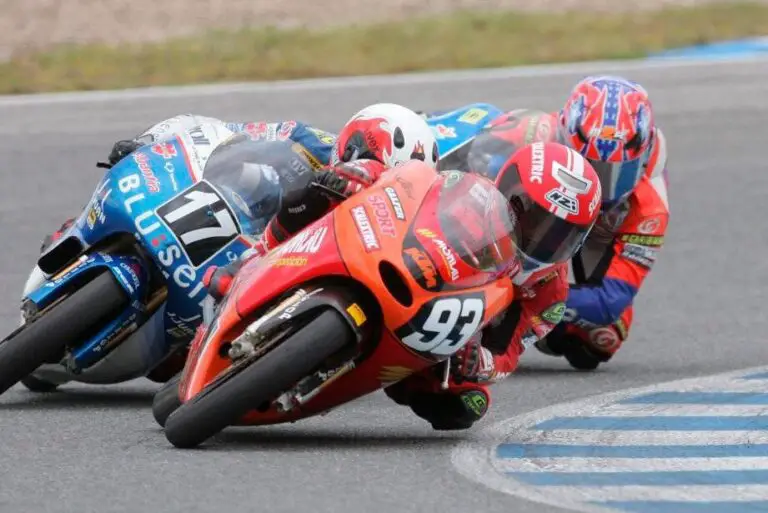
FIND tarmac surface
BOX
[0,58,766,512]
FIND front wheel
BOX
[0,271,128,396]
[164,309,354,449]
[152,372,183,428]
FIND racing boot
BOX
[22,217,77,307]
[409,387,490,431]
[536,331,606,371]
[40,217,76,253]
[385,373,490,431]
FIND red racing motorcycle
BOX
[158,160,518,448]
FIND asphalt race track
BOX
[1,57,767,513]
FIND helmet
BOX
[467,109,558,180]
[558,75,655,205]
[333,103,439,169]
[493,141,602,282]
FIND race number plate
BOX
[156,180,241,267]
[395,292,485,356]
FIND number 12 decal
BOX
[395,293,485,356]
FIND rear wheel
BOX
[0,271,128,395]
[164,309,354,449]
[20,375,59,393]
[152,372,183,428]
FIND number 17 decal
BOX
[395,293,485,356]
[156,180,241,267]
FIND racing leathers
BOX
[40,114,339,253]
[109,114,338,170]
[422,104,669,370]
[431,107,670,370]
[536,128,670,370]
[26,114,340,386]
[207,161,571,432]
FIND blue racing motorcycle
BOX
[424,102,503,170]
[0,131,300,396]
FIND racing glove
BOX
[325,159,385,197]
[201,245,267,302]
[451,335,496,383]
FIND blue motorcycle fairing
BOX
[28,136,260,371]
[426,102,504,160]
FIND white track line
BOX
[496,456,768,473]
[503,485,768,503]
[582,403,768,417]
[451,364,768,513]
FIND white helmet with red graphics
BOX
[333,103,439,169]
[490,141,602,283]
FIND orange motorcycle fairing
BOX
[177,161,517,427]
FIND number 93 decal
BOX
[395,293,485,357]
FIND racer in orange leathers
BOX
[421,76,669,372]
[531,75,670,370]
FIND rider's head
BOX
[333,103,439,169]
[493,141,602,284]
[467,109,558,180]
[558,75,655,207]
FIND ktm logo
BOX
[404,247,438,289]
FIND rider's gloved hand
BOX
[202,245,267,301]
[108,139,144,166]
[202,261,240,302]
[451,335,496,383]
[322,159,386,197]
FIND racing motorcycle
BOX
[0,130,295,396]
[424,102,503,170]
[158,159,518,448]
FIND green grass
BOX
[4,2,768,94]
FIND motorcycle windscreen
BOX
[433,171,519,277]
[203,136,313,237]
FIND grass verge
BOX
[3,2,768,94]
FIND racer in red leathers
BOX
[207,116,603,431]
[33,101,604,431]
[423,75,670,372]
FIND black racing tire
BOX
[0,271,128,396]
[20,375,59,393]
[152,372,183,428]
[164,309,353,449]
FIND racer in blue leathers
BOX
[34,115,339,263]
[109,114,339,172]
